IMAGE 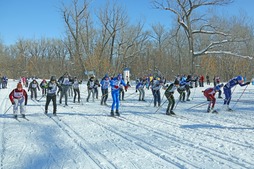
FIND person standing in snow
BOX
[73,76,81,103]
[59,72,71,106]
[100,74,110,105]
[110,74,128,116]
[164,79,179,115]
[86,76,95,102]
[203,84,223,113]
[151,77,164,107]
[9,83,28,119]
[40,79,48,96]
[135,77,146,101]
[94,78,100,100]
[28,78,40,100]
[223,76,250,111]
[45,76,61,115]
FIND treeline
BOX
[0,0,253,81]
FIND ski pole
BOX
[174,97,181,110]
[155,99,168,113]
[232,84,248,108]
[191,87,197,100]
[187,101,207,110]
[4,105,12,114]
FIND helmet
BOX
[174,79,179,85]
[118,74,122,79]
[50,76,56,81]
[236,76,243,81]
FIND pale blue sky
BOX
[0,0,253,46]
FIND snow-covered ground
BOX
[1,79,254,169]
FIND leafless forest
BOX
[0,0,253,81]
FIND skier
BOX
[151,77,164,107]
[40,79,48,96]
[86,76,95,102]
[110,74,128,116]
[203,84,223,113]
[135,77,146,101]
[100,74,110,105]
[223,76,250,111]
[164,79,179,115]
[119,82,125,101]
[73,77,81,103]
[28,78,40,100]
[184,75,194,101]
[9,83,28,119]
[94,78,100,99]
[59,72,71,106]
[45,76,61,115]
[177,79,186,102]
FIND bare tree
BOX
[61,0,91,75]
[152,0,252,73]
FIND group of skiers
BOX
[8,72,251,119]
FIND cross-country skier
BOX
[136,77,146,101]
[164,79,179,115]
[223,76,250,111]
[177,79,187,102]
[9,83,28,119]
[100,74,110,105]
[151,77,164,107]
[59,72,71,106]
[203,84,223,113]
[45,76,61,115]
[28,78,40,100]
[110,74,128,116]
[40,79,47,96]
[87,76,95,102]
[73,77,81,103]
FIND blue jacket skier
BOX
[110,74,128,116]
[223,76,250,111]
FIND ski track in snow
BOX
[1,80,254,169]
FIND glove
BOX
[25,102,27,106]
[114,85,119,89]
[48,86,52,90]
[124,86,128,92]
[136,90,137,92]
[12,101,15,105]
[245,81,250,85]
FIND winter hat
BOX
[104,74,109,78]
[50,76,56,81]
[118,74,122,79]
[236,76,243,81]
[174,79,180,85]
[17,83,22,88]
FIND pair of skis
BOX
[14,116,29,122]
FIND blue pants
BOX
[111,90,120,111]
[223,87,231,105]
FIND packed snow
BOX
[1,79,254,169]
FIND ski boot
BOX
[211,109,218,114]
[110,110,114,116]
[21,114,25,118]
[14,114,18,119]
[170,110,176,115]
[207,107,211,113]
[45,110,48,115]
[115,110,120,116]
[166,112,170,115]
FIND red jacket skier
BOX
[203,84,223,113]
[9,83,28,118]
